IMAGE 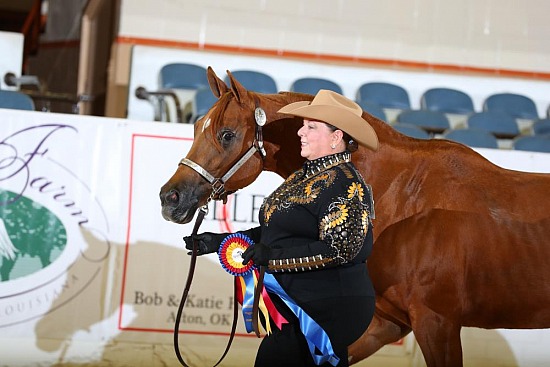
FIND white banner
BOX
[0,109,282,366]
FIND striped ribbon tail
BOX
[262,273,340,366]
[236,271,288,334]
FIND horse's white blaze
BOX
[200,117,211,134]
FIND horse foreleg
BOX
[348,312,411,365]
[410,306,463,367]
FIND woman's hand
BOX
[242,242,272,266]
[183,232,227,255]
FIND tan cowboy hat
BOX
[278,89,379,151]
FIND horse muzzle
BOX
[159,186,200,224]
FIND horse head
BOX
[159,67,306,224]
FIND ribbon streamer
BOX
[263,274,340,366]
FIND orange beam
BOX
[117,36,550,81]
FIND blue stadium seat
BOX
[224,70,278,93]
[159,63,209,90]
[420,87,475,115]
[483,93,539,120]
[191,87,217,123]
[357,100,386,122]
[157,63,210,123]
[532,118,550,136]
[396,110,450,134]
[0,90,35,110]
[467,111,520,139]
[392,123,430,139]
[356,82,411,110]
[442,128,499,149]
[513,135,550,153]
[290,77,342,95]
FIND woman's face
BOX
[297,119,340,160]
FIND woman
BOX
[184,90,379,366]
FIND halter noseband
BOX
[178,104,267,204]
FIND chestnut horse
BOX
[160,67,550,366]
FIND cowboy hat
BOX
[278,89,379,151]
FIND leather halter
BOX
[173,102,268,367]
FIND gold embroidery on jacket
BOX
[319,181,370,264]
[263,170,336,225]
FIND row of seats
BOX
[393,122,550,152]
[160,63,341,95]
[155,63,550,130]
[147,63,550,152]
[158,64,347,123]
[363,83,542,120]
[390,109,550,139]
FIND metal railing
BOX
[3,72,93,114]
[134,86,184,123]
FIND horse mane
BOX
[360,108,504,169]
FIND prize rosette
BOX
[218,233,255,276]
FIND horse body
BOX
[351,128,550,365]
[160,67,550,366]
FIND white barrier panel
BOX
[0,31,24,90]
[0,109,279,366]
[0,109,549,366]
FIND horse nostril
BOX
[164,189,180,206]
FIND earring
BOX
[331,144,336,149]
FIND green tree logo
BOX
[0,190,67,281]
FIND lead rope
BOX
[173,204,240,367]
[174,101,268,365]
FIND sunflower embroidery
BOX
[347,182,364,201]
[321,203,349,231]
[262,171,335,225]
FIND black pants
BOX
[253,296,375,367]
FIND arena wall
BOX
[117,0,550,76]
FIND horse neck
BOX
[258,92,422,183]
[261,117,304,177]
[260,93,311,178]
[351,118,437,235]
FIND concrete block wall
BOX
[118,0,550,75]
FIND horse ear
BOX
[226,70,249,104]
[207,66,228,98]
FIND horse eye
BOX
[219,130,236,147]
